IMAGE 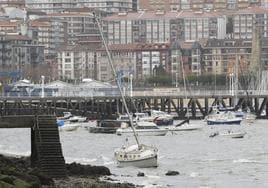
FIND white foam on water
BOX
[0,149,30,157]
[233,159,259,164]
[190,172,199,178]
[65,157,98,164]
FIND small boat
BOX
[114,143,158,168]
[68,116,87,123]
[219,130,246,138]
[207,111,242,125]
[168,119,203,131]
[116,121,168,136]
[89,120,122,134]
[150,110,174,126]
[58,122,80,131]
[57,112,72,120]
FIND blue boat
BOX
[207,111,242,125]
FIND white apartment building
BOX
[57,45,95,80]
[105,11,226,44]
[233,6,268,39]
[181,11,226,41]
[25,0,134,14]
[262,0,268,7]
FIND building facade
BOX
[105,11,226,45]
[30,18,67,63]
[202,39,252,75]
[138,0,262,11]
[233,6,268,39]
[25,0,134,14]
[0,33,44,79]
[57,45,96,80]
[45,11,101,46]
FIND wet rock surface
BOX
[165,171,180,176]
[0,155,135,188]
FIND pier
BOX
[0,94,267,119]
[0,115,66,178]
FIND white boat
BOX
[219,131,247,138]
[168,121,203,131]
[96,16,158,168]
[93,15,158,167]
[116,121,168,136]
[57,112,72,120]
[207,111,242,125]
[58,123,80,131]
[150,110,174,126]
[68,116,87,123]
[114,144,158,168]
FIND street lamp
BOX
[41,75,45,98]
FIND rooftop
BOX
[104,10,223,21]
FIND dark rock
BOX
[165,171,180,176]
[137,172,145,177]
[28,168,53,185]
[66,162,111,177]
[0,175,15,185]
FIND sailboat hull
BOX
[207,119,242,125]
[117,155,158,168]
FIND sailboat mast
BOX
[94,14,140,146]
[234,53,239,108]
[180,56,189,119]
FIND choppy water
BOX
[0,120,268,188]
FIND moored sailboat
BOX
[95,14,158,168]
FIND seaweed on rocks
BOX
[66,162,111,177]
[0,155,136,188]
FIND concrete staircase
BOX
[34,116,66,178]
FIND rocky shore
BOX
[0,154,135,188]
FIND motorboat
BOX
[134,112,154,122]
[114,143,158,168]
[116,121,168,136]
[219,130,247,138]
[169,120,203,131]
[151,110,174,126]
[207,111,242,125]
[68,116,87,123]
[57,112,72,120]
[89,120,122,134]
[58,122,80,132]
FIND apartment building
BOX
[0,33,44,76]
[25,0,134,14]
[105,11,226,44]
[0,0,25,8]
[29,18,67,63]
[138,0,261,11]
[233,6,268,39]
[0,19,22,33]
[202,39,252,75]
[262,0,268,7]
[57,45,96,80]
[45,10,101,46]
[96,44,137,81]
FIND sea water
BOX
[0,120,268,188]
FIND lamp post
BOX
[130,73,133,97]
[41,75,45,98]
[175,72,178,88]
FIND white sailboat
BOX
[95,15,158,168]
[116,121,168,136]
[170,56,203,131]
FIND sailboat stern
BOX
[114,144,158,168]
